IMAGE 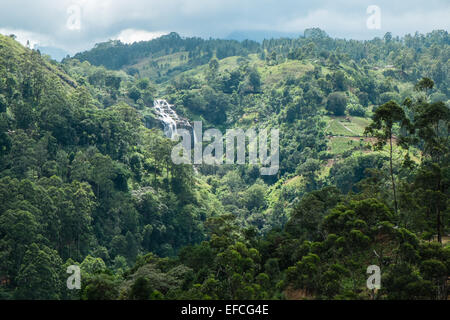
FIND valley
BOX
[0,28,449,300]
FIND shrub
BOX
[346,103,366,117]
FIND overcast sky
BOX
[0,0,449,55]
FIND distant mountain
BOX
[35,45,69,62]
[70,32,261,73]
[226,30,302,42]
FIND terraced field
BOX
[325,116,370,137]
[323,116,373,154]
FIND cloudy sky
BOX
[0,0,449,55]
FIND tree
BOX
[333,71,347,91]
[0,94,6,113]
[136,78,150,91]
[57,181,96,259]
[414,77,434,97]
[329,154,386,193]
[80,255,107,275]
[413,101,450,163]
[287,253,321,294]
[128,86,141,103]
[286,186,341,241]
[246,67,261,93]
[384,32,393,43]
[242,182,267,211]
[82,273,119,300]
[326,92,347,116]
[0,113,11,156]
[11,100,35,130]
[365,101,411,215]
[297,159,321,192]
[383,263,433,299]
[14,244,63,300]
[403,78,449,243]
[0,209,39,281]
[125,231,138,263]
[129,277,153,300]
[105,74,122,91]
[207,58,220,84]
[412,163,449,244]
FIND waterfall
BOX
[152,99,198,148]
[193,129,198,145]
[152,99,199,174]
[153,99,179,139]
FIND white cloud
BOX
[0,0,448,54]
[115,29,168,44]
[382,10,450,37]
[0,28,52,49]
[281,9,363,35]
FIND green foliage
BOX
[82,273,120,300]
[346,103,366,117]
[0,31,449,301]
[14,244,63,300]
[326,92,347,116]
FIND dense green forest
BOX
[0,29,449,300]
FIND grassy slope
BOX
[128,51,190,80]
[259,59,315,87]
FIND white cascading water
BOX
[153,99,179,139]
[152,99,199,174]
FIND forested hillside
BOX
[0,29,449,300]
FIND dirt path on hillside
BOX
[327,135,377,143]
[341,123,357,135]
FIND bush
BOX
[346,103,366,117]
